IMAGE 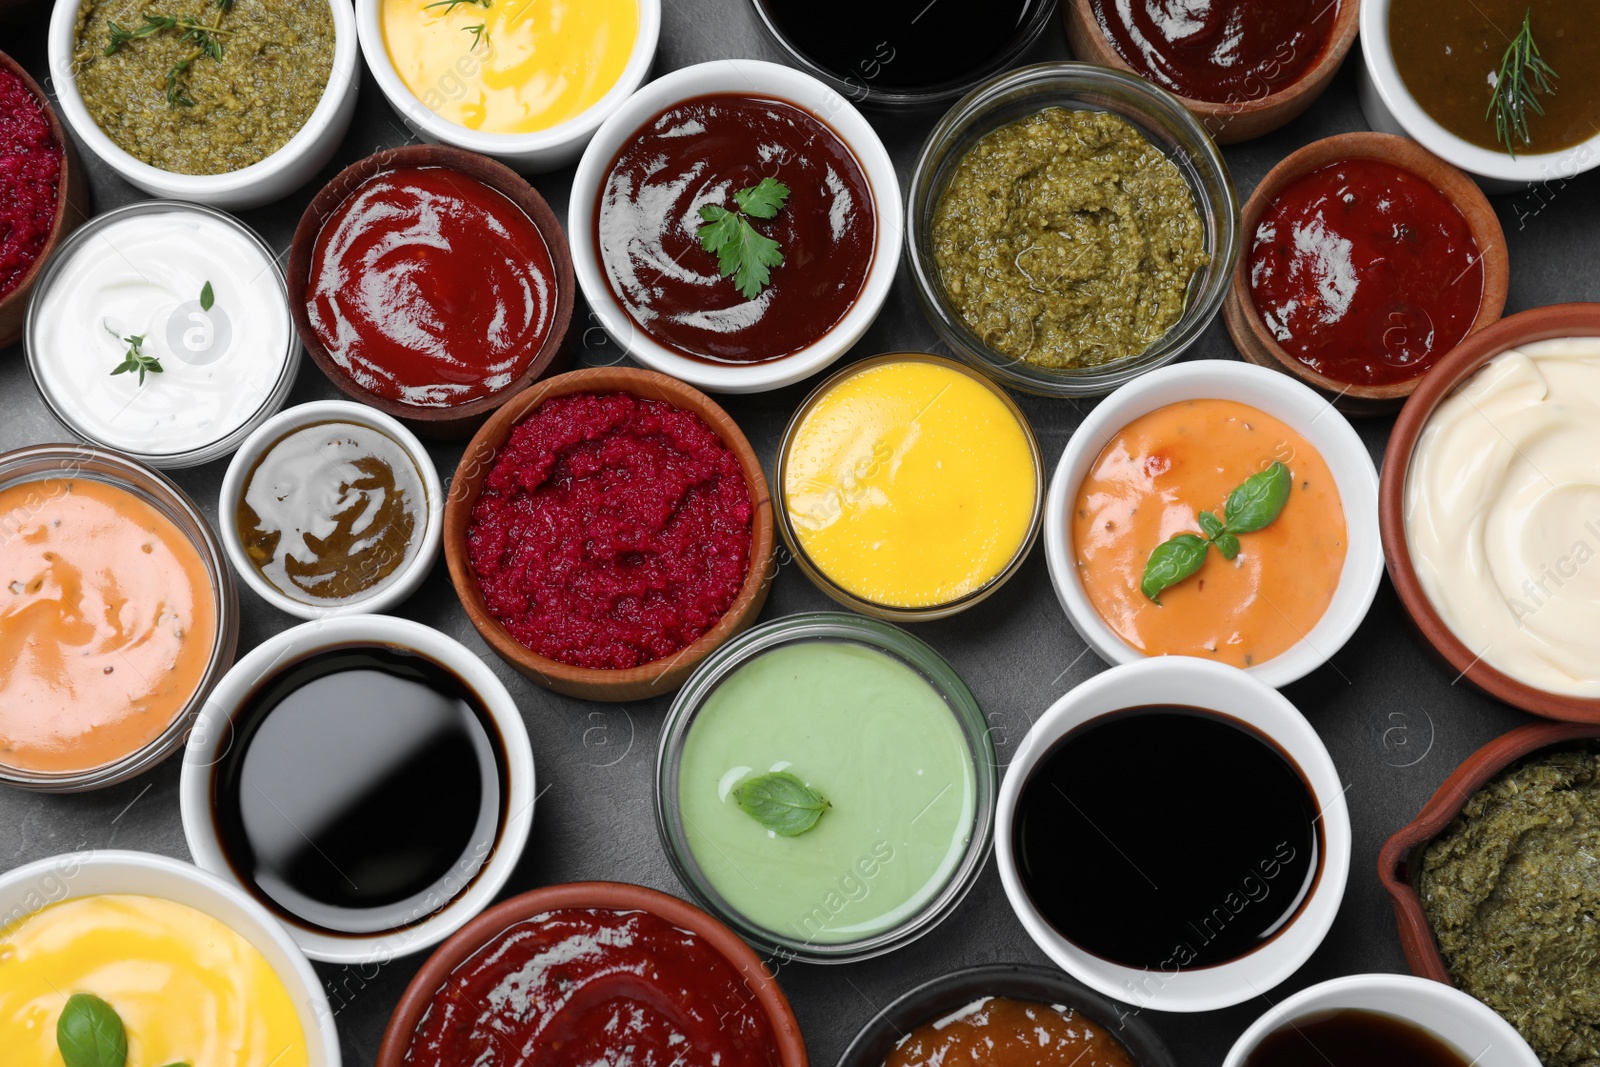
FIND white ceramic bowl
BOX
[1223,974,1542,1067]
[47,0,359,210]
[569,59,903,394]
[178,614,536,965]
[0,850,341,1066]
[1358,0,1600,192]
[995,657,1351,1013]
[1044,359,1382,689]
[355,0,659,173]
[219,401,443,620]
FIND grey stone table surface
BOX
[3,0,1594,1063]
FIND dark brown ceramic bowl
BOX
[1224,133,1508,417]
[375,881,809,1067]
[1380,303,1600,722]
[0,49,89,349]
[1378,721,1600,980]
[286,144,574,440]
[444,366,774,702]
[1063,0,1359,144]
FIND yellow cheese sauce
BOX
[0,895,309,1067]
[380,0,639,134]
[783,358,1039,608]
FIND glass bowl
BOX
[745,0,1059,109]
[0,444,240,792]
[906,63,1240,398]
[655,612,996,963]
[774,353,1043,622]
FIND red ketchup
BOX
[402,908,782,1067]
[1247,158,1483,387]
[1090,0,1338,104]
[306,166,557,407]
[466,392,752,671]
[596,94,875,364]
[0,68,61,300]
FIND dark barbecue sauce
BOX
[1243,1009,1473,1067]
[595,93,875,364]
[213,646,506,934]
[755,0,1044,95]
[1013,706,1320,970]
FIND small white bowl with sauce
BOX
[46,0,360,210]
[0,849,342,1066]
[1222,974,1541,1067]
[219,400,443,620]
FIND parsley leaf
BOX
[733,177,790,219]
[696,178,791,299]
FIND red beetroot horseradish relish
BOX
[306,166,557,406]
[0,67,62,300]
[1247,158,1483,387]
[466,392,752,670]
[402,908,781,1067]
[1090,0,1339,103]
[595,93,875,364]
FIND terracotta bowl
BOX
[1062,0,1359,144]
[444,366,774,702]
[1224,133,1508,417]
[375,881,808,1067]
[1380,303,1600,722]
[0,49,88,349]
[286,144,574,440]
[1378,721,1600,981]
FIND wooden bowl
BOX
[1062,0,1359,144]
[286,144,574,440]
[444,366,774,702]
[375,881,809,1067]
[1223,133,1509,417]
[0,49,89,349]
[1380,303,1600,722]
[1378,721,1600,981]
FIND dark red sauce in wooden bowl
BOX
[595,93,875,364]
[1091,0,1340,104]
[1247,158,1483,387]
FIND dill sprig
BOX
[1487,8,1558,159]
[462,22,487,48]
[424,0,489,12]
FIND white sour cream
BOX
[1405,338,1600,696]
[30,207,294,459]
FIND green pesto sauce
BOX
[71,0,334,175]
[931,107,1209,370]
[1418,744,1600,1067]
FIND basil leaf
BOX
[1140,533,1211,605]
[1223,462,1292,534]
[733,771,830,836]
[57,993,127,1067]
[1213,532,1241,560]
[199,280,214,311]
[1197,510,1224,540]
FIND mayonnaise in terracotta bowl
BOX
[24,201,299,469]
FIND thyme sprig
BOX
[106,325,164,386]
[463,22,487,49]
[1488,9,1558,159]
[102,2,234,111]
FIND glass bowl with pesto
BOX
[218,400,444,620]
[48,0,359,210]
[655,612,997,963]
[906,63,1239,398]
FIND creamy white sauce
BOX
[1405,338,1600,696]
[32,208,293,457]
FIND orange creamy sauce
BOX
[0,479,216,773]
[1072,399,1345,668]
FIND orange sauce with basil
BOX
[0,478,216,773]
[1072,399,1345,668]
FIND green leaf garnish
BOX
[1140,462,1293,604]
[106,325,163,386]
[696,179,791,299]
[424,0,490,12]
[104,12,232,108]
[57,993,127,1067]
[199,280,214,311]
[733,770,830,837]
[462,22,487,48]
[1488,9,1558,160]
